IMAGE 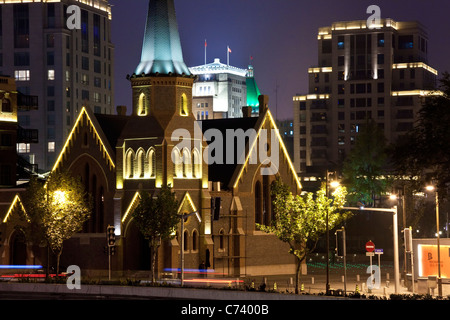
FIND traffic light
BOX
[107,225,115,247]
[109,246,115,256]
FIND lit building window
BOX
[48,141,55,152]
[17,143,30,154]
[48,70,55,80]
[15,70,30,81]
[180,94,188,116]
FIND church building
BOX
[1,0,301,279]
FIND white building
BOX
[189,58,247,119]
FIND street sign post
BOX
[375,248,383,285]
[366,241,375,289]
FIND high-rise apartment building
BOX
[0,0,114,171]
[293,19,439,174]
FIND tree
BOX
[343,118,391,207]
[132,185,180,283]
[21,171,91,276]
[258,178,351,294]
[391,72,450,195]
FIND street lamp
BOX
[425,185,442,297]
[179,211,201,287]
[325,170,340,295]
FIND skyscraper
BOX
[0,0,114,171]
[293,19,439,175]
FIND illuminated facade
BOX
[0,0,114,171]
[293,19,439,174]
[190,59,261,119]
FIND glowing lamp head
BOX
[52,190,67,205]
[330,181,340,189]
[425,185,435,192]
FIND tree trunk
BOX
[151,245,158,284]
[295,258,301,294]
[56,250,61,278]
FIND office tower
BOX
[0,0,114,171]
[293,19,438,174]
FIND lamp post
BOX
[325,170,340,295]
[426,185,442,297]
[180,211,201,287]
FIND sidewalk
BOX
[243,261,450,298]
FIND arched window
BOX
[138,92,147,116]
[192,230,199,251]
[192,148,201,179]
[148,148,156,178]
[125,149,135,178]
[180,93,188,116]
[263,175,271,225]
[219,229,225,251]
[183,230,189,251]
[136,149,145,178]
[172,148,182,178]
[255,181,262,225]
[182,148,191,178]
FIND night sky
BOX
[109,0,450,121]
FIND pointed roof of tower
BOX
[246,65,261,113]
[135,0,190,76]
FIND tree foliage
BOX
[258,178,351,294]
[132,185,180,283]
[391,72,450,194]
[21,171,91,274]
[343,118,391,207]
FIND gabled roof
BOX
[52,107,120,173]
[199,108,301,191]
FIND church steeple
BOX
[135,0,190,76]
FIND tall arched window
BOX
[172,148,182,178]
[136,149,145,178]
[219,229,225,251]
[192,148,201,179]
[148,148,156,178]
[192,230,199,251]
[125,149,135,178]
[138,92,147,116]
[180,93,188,116]
[182,148,191,178]
[183,230,189,251]
[263,175,271,226]
[255,181,262,225]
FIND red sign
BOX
[365,241,375,252]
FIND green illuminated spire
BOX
[246,65,261,113]
[135,0,190,76]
